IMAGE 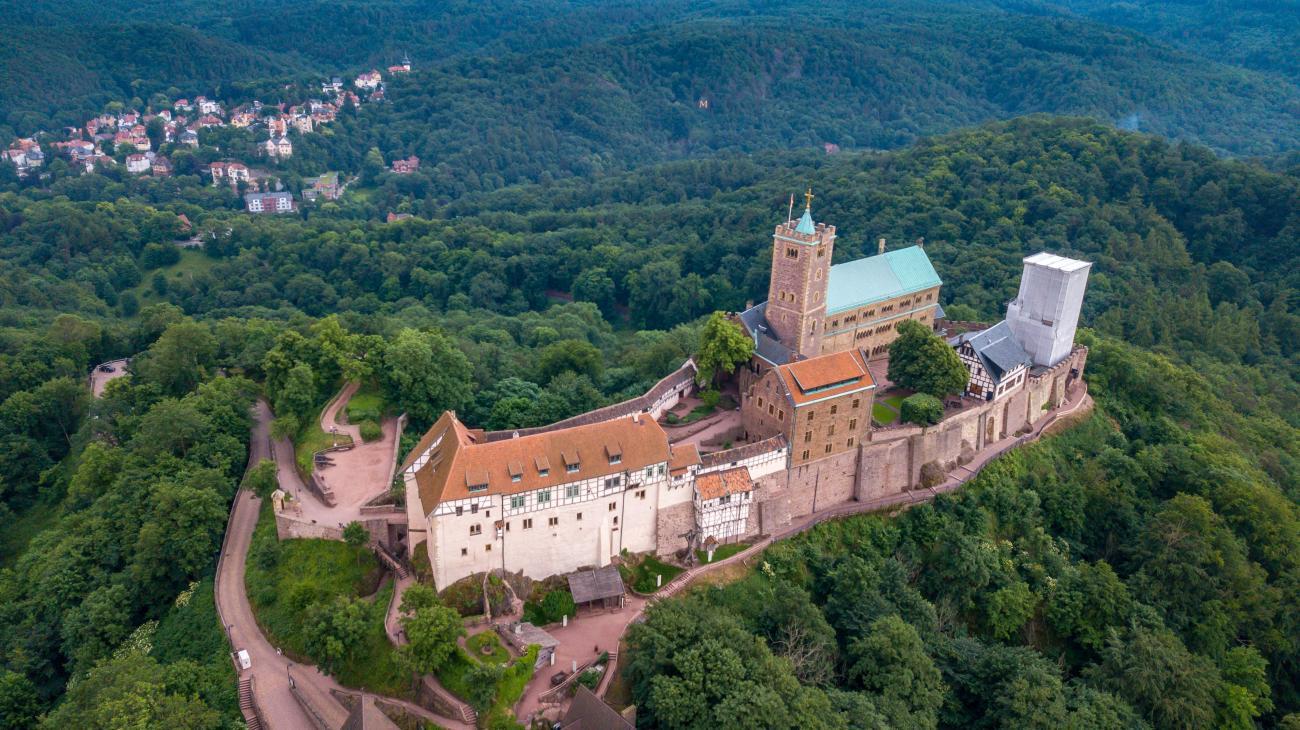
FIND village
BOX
[2,58,422,215]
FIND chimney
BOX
[877,237,886,255]
[917,236,925,249]
[632,412,640,424]
[512,431,520,439]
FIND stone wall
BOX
[275,512,344,541]
[654,501,696,558]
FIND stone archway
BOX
[986,415,996,444]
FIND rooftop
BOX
[949,320,1032,382]
[568,565,625,605]
[1023,251,1091,273]
[562,686,634,730]
[776,348,875,406]
[403,412,670,510]
[695,467,753,501]
[826,245,941,314]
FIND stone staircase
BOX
[238,676,263,730]
[373,542,409,579]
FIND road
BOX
[215,399,349,729]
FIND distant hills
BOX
[2,0,1298,159]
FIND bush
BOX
[699,388,721,408]
[900,393,944,426]
[358,420,382,442]
[523,590,575,625]
[140,242,180,270]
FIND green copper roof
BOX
[826,245,942,314]
[795,207,816,235]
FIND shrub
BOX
[900,393,944,426]
[699,388,721,409]
[523,590,575,625]
[575,667,602,691]
[359,419,382,442]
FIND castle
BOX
[400,196,1091,589]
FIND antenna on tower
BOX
[787,193,794,225]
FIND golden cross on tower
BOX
[804,187,814,210]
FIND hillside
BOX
[5,0,1300,160]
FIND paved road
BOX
[215,400,348,729]
[88,358,129,398]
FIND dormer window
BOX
[534,455,551,478]
[508,460,523,483]
[466,469,489,493]
[606,442,623,465]
[562,448,580,473]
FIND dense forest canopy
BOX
[0,0,1297,725]
[4,0,1300,159]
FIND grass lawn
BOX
[873,402,899,425]
[243,502,411,697]
[620,555,684,594]
[0,501,60,569]
[294,404,354,475]
[437,642,538,721]
[127,249,219,306]
[694,542,749,565]
[466,631,510,665]
[344,382,388,424]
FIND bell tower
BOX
[766,189,835,359]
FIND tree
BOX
[535,339,604,385]
[60,584,133,674]
[242,459,279,498]
[399,595,464,676]
[846,615,945,729]
[1087,626,1222,730]
[1045,560,1132,656]
[274,362,318,422]
[0,671,39,730]
[572,268,617,317]
[304,597,368,671]
[887,320,968,397]
[899,393,943,426]
[695,312,754,385]
[134,320,218,396]
[40,653,221,729]
[343,521,369,566]
[380,329,473,427]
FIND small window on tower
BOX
[786,247,799,259]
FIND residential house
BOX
[694,467,754,544]
[179,129,200,147]
[949,321,1032,402]
[263,136,292,159]
[354,70,383,90]
[244,191,294,214]
[210,161,249,185]
[391,155,419,174]
[302,172,341,202]
[151,157,173,176]
[125,153,151,174]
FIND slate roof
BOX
[949,320,1032,383]
[568,565,625,604]
[563,686,634,730]
[825,245,942,314]
[737,302,793,366]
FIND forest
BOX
[4,0,1300,161]
[0,110,1296,726]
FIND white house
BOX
[125,153,151,174]
[949,321,1032,402]
[244,191,294,214]
[693,467,754,544]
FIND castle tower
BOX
[1005,252,1091,367]
[766,190,835,359]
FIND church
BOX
[737,190,944,367]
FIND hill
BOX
[5,0,1300,160]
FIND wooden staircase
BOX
[238,676,263,730]
[373,542,409,579]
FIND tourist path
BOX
[215,399,347,730]
[88,358,129,398]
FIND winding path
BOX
[216,400,465,730]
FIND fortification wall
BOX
[654,501,696,558]
[275,512,344,541]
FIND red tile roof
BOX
[776,348,874,406]
[694,467,753,501]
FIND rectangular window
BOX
[778,410,784,421]
[852,398,860,409]
[604,476,621,490]
[455,506,463,517]
[613,516,619,525]
[804,431,812,443]
[469,524,481,536]
[720,495,731,505]
[538,468,549,477]
[785,247,798,258]
[801,449,810,460]
[577,512,582,521]
[849,418,857,430]
[461,547,467,556]
[511,474,521,483]
[609,502,617,511]
[566,463,579,474]
[510,495,524,509]
[537,490,551,504]
[485,544,491,552]
[470,503,479,514]
[566,484,580,498]
[637,490,646,499]
[548,517,558,527]
[757,397,764,407]
[830,404,838,415]
[645,467,654,479]
[523,518,533,529]
[609,454,621,464]
[828,425,835,436]
[768,404,774,415]
[808,411,815,422]
[847,437,855,447]
[824,444,832,453]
